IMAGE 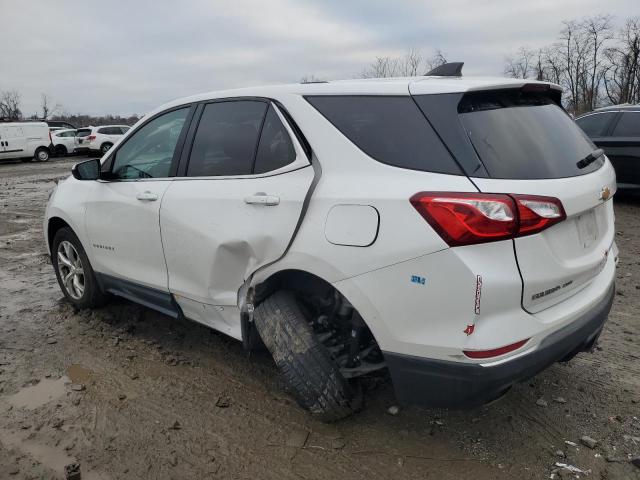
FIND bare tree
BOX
[300,74,326,84]
[360,48,447,78]
[360,56,399,78]
[504,46,535,79]
[0,90,22,120]
[424,49,447,72]
[397,48,423,76]
[604,16,640,104]
[41,93,52,119]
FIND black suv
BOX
[575,105,640,192]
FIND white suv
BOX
[74,125,130,155]
[44,69,617,421]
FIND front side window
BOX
[187,101,267,177]
[575,112,616,137]
[612,112,640,137]
[111,107,189,179]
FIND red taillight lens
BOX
[513,195,566,236]
[87,135,96,141]
[410,192,566,247]
[410,192,518,246]
[463,338,529,359]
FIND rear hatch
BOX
[413,86,616,313]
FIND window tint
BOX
[458,91,601,179]
[306,96,461,174]
[111,107,189,179]
[76,129,91,137]
[575,112,616,137]
[612,112,640,137]
[97,127,110,134]
[187,101,267,177]
[120,126,131,134]
[254,106,296,173]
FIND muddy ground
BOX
[0,156,639,480]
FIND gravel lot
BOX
[0,156,639,479]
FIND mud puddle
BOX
[6,377,69,410]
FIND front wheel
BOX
[51,227,110,309]
[253,290,362,422]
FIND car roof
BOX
[93,125,129,129]
[148,76,560,119]
[54,128,76,134]
[589,104,640,113]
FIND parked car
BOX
[44,67,617,420]
[51,129,79,156]
[0,121,51,162]
[575,105,640,193]
[74,125,130,155]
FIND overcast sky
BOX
[1,0,637,116]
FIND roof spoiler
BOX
[425,62,464,77]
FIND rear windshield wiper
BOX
[576,149,604,169]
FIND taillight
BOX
[410,192,566,247]
[87,135,96,141]
[513,194,566,236]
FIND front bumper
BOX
[384,283,615,409]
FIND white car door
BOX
[83,106,193,295]
[160,101,314,338]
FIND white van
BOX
[0,122,52,162]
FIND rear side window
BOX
[306,96,461,175]
[575,112,616,137]
[458,90,601,179]
[187,101,267,177]
[612,112,640,137]
[254,106,296,174]
[76,129,91,137]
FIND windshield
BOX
[458,90,602,179]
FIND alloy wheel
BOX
[57,240,85,300]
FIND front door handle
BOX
[244,193,280,206]
[136,191,158,201]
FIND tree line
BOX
[505,15,640,114]
[0,90,140,126]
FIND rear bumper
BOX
[384,283,614,409]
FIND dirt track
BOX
[0,156,639,479]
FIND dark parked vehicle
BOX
[575,105,640,192]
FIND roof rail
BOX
[424,62,464,77]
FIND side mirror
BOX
[71,158,101,180]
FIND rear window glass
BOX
[76,129,91,137]
[306,96,461,175]
[458,90,602,179]
[612,112,640,137]
[254,106,296,174]
[575,112,616,137]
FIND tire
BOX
[54,144,68,156]
[51,227,110,309]
[100,143,113,155]
[253,290,362,422]
[34,147,50,162]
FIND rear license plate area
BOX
[576,210,598,249]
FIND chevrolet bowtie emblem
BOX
[600,186,611,201]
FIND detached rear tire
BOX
[254,290,361,422]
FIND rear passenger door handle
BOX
[136,191,158,201]
[244,193,280,206]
